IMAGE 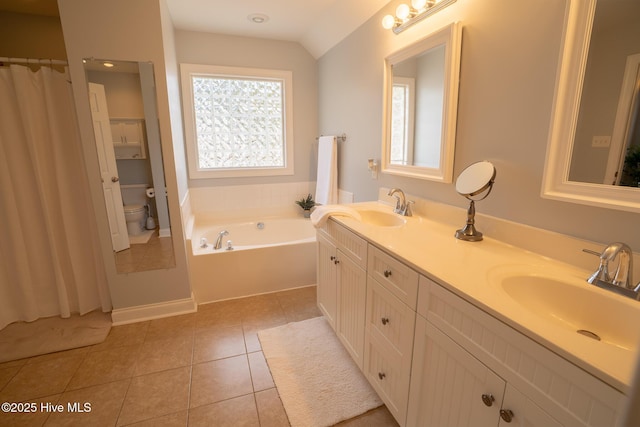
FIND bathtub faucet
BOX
[214,230,229,250]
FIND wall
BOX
[0,11,66,59]
[318,0,640,250]
[175,30,319,189]
[58,0,192,310]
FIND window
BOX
[181,64,294,178]
[390,77,415,166]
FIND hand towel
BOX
[316,136,338,205]
[310,205,362,228]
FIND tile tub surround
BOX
[0,287,398,427]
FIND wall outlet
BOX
[592,136,611,148]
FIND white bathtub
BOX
[188,217,317,303]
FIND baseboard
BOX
[111,293,197,325]
[159,227,171,237]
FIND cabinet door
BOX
[407,316,505,427]
[499,384,562,427]
[316,233,338,330]
[336,250,367,369]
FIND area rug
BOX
[0,311,111,362]
[128,229,154,244]
[258,316,382,427]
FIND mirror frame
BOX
[381,21,462,183]
[542,0,640,213]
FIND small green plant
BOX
[295,193,316,210]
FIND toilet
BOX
[124,204,146,236]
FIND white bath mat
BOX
[128,229,154,244]
[258,316,382,427]
[0,311,111,362]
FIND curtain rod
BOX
[0,57,68,66]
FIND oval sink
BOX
[494,272,640,350]
[357,210,406,227]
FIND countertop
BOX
[327,202,638,394]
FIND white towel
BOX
[310,205,362,228]
[316,136,338,205]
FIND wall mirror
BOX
[381,21,462,183]
[542,0,640,213]
[84,59,175,273]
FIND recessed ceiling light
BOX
[103,61,115,68]
[248,13,269,24]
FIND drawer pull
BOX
[381,317,390,325]
[481,394,494,407]
[378,372,386,380]
[499,409,514,423]
[383,269,392,278]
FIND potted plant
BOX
[296,193,316,218]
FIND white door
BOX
[88,82,129,252]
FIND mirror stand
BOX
[454,161,496,242]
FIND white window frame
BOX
[180,63,294,179]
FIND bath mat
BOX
[128,229,154,244]
[0,311,111,362]
[258,316,382,427]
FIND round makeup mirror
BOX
[454,161,496,241]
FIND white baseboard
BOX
[159,227,171,237]
[111,293,197,325]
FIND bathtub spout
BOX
[214,230,229,250]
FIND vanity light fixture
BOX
[382,0,456,34]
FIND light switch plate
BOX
[592,136,611,148]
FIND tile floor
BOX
[114,232,175,274]
[0,286,398,426]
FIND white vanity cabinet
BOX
[110,118,146,159]
[316,221,368,368]
[363,246,418,425]
[408,275,625,427]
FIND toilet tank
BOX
[120,184,149,206]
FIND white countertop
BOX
[328,202,638,394]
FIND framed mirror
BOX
[381,22,462,183]
[84,59,175,273]
[542,0,640,213]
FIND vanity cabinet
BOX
[363,247,418,425]
[409,275,625,427]
[316,221,368,368]
[317,218,625,427]
[110,118,146,159]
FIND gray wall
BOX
[318,0,640,249]
[175,30,319,189]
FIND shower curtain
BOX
[0,64,111,330]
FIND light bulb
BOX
[411,0,427,10]
[381,14,396,30]
[396,4,411,20]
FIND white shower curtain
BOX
[0,64,111,330]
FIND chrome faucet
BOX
[585,242,638,299]
[387,188,413,216]
[214,230,229,250]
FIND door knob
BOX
[111,176,119,182]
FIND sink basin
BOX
[357,210,406,227]
[492,271,640,350]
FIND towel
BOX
[316,136,338,205]
[310,205,362,228]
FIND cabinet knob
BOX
[499,409,514,423]
[378,372,386,380]
[334,259,340,265]
[330,256,336,261]
[381,317,390,325]
[481,394,494,407]
[383,269,392,278]
[111,176,119,182]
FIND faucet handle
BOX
[405,200,414,217]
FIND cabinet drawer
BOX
[422,280,626,427]
[368,246,418,309]
[365,278,415,361]
[364,331,411,426]
[325,220,368,269]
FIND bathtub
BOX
[188,217,317,303]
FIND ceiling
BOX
[0,0,391,59]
